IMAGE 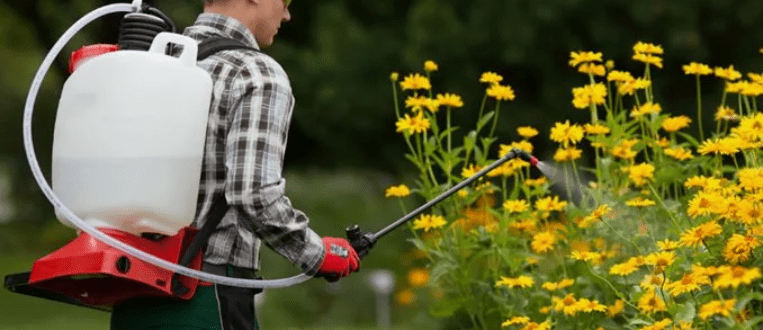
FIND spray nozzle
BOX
[510,148,539,167]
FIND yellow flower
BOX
[396,289,415,305]
[385,184,411,198]
[517,126,539,139]
[395,112,431,134]
[713,266,762,289]
[687,191,724,218]
[480,72,503,85]
[723,234,760,264]
[611,139,640,160]
[535,195,568,212]
[639,318,673,330]
[461,164,483,178]
[633,41,664,55]
[500,140,534,154]
[422,98,440,113]
[738,167,763,191]
[553,146,583,163]
[570,251,602,263]
[550,121,585,147]
[531,231,556,253]
[572,83,607,109]
[436,93,464,108]
[667,272,710,297]
[715,106,738,122]
[630,102,662,118]
[605,59,615,70]
[578,63,606,76]
[736,113,763,141]
[405,95,427,112]
[624,163,655,186]
[661,115,692,132]
[553,294,581,316]
[609,259,641,276]
[496,275,534,289]
[412,214,447,232]
[407,268,429,287]
[646,251,676,270]
[683,62,713,75]
[576,298,607,313]
[632,53,663,68]
[579,204,611,228]
[657,239,680,251]
[390,72,399,82]
[664,147,694,161]
[698,137,740,156]
[679,220,723,247]
[423,60,438,72]
[399,73,431,91]
[715,65,742,81]
[626,197,655,207]
[568,51,603,67]
[618,77,651,95]
[607,300,626,317]
[501,316,530,327]
[699,299,736,320]
[638,288,667,314]
[584,123,610,135]
[503,199,530,213]
[607,70,634,82]
[487,84,516,101]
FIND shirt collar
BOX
[190,13,260,50]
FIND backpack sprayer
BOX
[4,0,539,311]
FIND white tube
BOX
[22,3,311,289]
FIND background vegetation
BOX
[2,0,763,328]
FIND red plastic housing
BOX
[27,227,203,307]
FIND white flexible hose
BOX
[22,2,311,289]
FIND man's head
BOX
[203,0,291,47]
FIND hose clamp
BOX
[131,0,143,12]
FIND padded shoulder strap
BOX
[197,37,258,61]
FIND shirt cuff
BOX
[297,229,325,276]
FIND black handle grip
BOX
[346,224,376,259]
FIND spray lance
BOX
[346,148,538,259]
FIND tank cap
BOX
[69,44,120,73]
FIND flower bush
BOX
[385,42,763,329]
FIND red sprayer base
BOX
[4,227,203,311]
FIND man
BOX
[110,0,360,328]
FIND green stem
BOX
[696,74,704,142]
[648,183,681,232]
[391,80,401,119]
[447,107,452,186]
[489,100,502,138]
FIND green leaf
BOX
[676,131,701,147]
[464,131,477,153]
[438,126,459,141]
[477,111,495,131]
[673,302,696,322]
[407,238,426,251]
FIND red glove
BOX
[316,237,360,282]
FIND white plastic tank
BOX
[52,32,212,236]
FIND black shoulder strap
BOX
[197,37,258,61]
[172,194,229,295]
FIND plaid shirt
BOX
[183,13,324,275]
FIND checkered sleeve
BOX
[224,57,325,275]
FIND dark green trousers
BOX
[111,264,261,330]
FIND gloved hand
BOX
[315,237,360,282]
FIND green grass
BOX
[1,169,441,330]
